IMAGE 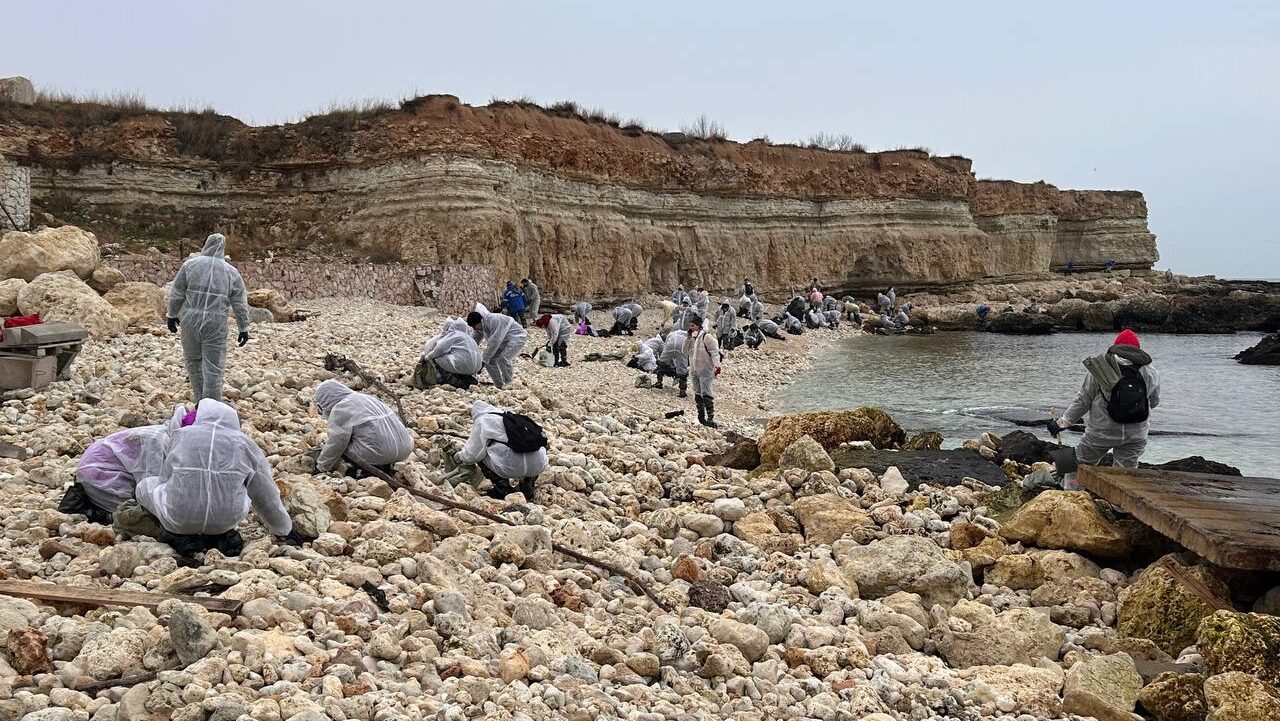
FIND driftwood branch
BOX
[349,459,671,611]
[324,353,407,425]
[76,671,158,693]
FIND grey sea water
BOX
[777,331,1279,477]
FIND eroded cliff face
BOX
[0,95,1158,300]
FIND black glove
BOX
[279,527,317,546]
[237,331,250,347]
[166,317,179,333]
[1046,419,1063,437]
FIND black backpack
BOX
[1105,365,1150,424]
[487,412,548,453]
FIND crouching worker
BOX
[744,323,765,350]
[415,318,483,389]
[606,304,638,336]
[115,399,313,556]
[59,412,184,524]
[313,380,412,478]
[447,400,548,499]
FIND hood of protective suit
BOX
[193,398,240,429]
[201,233,227,259]
[471,399,500,421]
[1108,344,1152,367]
[442,318,471,335]
[314,379,353,416]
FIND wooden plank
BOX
[1079,466,1280,571]
[0,580,242,614]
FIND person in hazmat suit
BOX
[534,312,572,367]
[657,299,678,330]
[756,317,786,340]
[312,380,413,477]
[571,300,593,325]
[672,285,690,305]
[627,337,660,373]
[467,305,528,389]
[58,406,192,524]
[683,315,722,428]
[115,399,311,555]
[521,278,540,319]
[692,287,709,318]
[823,295,838,312]
[656,328,690,396]
[841,296,862,324]
[622,301,644,332]
[607,305,638,336]
[895,307,911,328]
[823,308,842,329]
[415,318,483,389]
[876,291,892,313]
[166,233,251,402]
[445,400,548,499]
[672,300,693,333]
[806,307,828,329]
[714,299,736,348]
[748,296,765,323]
[781,314,804,336]
[1048,329,1160,468]
[785,295,807,321]
[744,323,765,350]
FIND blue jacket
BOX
[503,287,527,313]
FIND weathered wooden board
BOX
[1079,466,1280,570]
[0,580,242,614]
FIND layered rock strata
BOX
[1,95,1157,300]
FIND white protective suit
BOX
[544,314,571,350]
[76,425,171,513]
[749,298,765,322]
[660,330,690,376]
[623,302,643,321]
[633,343,658,373]
[572,301,593,325]
[658,300,677,329]
[456,400,548,480]
[474,305,527,388]
[523,281,540,319]
[313,380,413,473]
[135,399,292,536]
[1058,344,1161,467]
[167,233,251,402]
[423,318,483,376]
[715,305,736,337]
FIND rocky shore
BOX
[909,272,1280,335]
[2,293,1278,721]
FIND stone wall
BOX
[110,255,495,315]
[0,155,30,231]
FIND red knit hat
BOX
[1114,328,1141,348]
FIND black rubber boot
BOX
[695,395,706,425]
[703,396,719,428]
[677,376,687,398]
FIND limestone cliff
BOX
[0,95,1158,300]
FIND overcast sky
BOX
[5,1,1277,277]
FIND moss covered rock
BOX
[1118,556,1231,657]
[1137,672,1206,721]
[757,408,905,467]
[1203,672,1280,721]
[1198,611,1280,686]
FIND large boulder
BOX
[918,304,983,330]
[838,535,971,608]
[72,627,151,680]
[1111,294,1173,329]
[1137,672,1207,721]
[936,600,1065,668]
[777,435,835,472]
[17,271,128,338]
[988,311,1055,335]
[998,430,1063,465]
[1048,298,1091,330]
[104,282,167,328]
[791,493,871,545]
[758,408,905,466]
[1202,672,1280,721]
[956,664,1064,718]
[1118,556,1231,657]
[247,287,296,322]
[0,76,35,104]
[704,431,760,470]
[1236,333,1280,366]
[0,226,101,281]
[88,265,125,294]
[1062,652,1144,719]
[999,490,1129,557]
[0,277,24,315]
[1198,611,1280,686]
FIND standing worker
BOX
[1048,329,1160,468]
[166,233,251,402]
[683,316,722,428]
[521,278,540,320]
[467,307,528,389]
[715,299,736,348]
[502,282,528,327]
[535,312,572,367]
